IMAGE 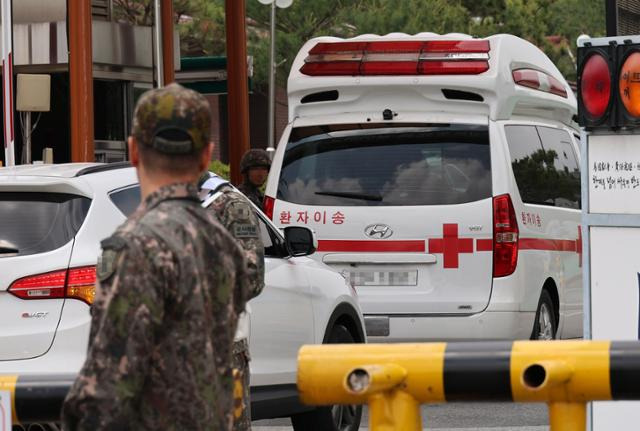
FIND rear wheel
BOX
[531,289,557,340]
[291,324,363,431]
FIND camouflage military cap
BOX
[132,83,211,155]
[240,149,271,173]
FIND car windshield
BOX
[278,124,491,206]
[0,192,91,257]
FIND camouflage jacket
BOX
[236,182,264,211]
[62,183,250,431]
[203,182,265,300]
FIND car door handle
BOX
[323,253,437,265]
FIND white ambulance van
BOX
[264,33,582,342]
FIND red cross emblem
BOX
[428,224,473,269]
[576,226,582,267]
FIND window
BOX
[278,124,492,206]
[505,125,581,209]
[109,185,141,217]
[537,126,581,209]
[94,80,126,141]
[0,193,91,257]
[257,215,285,257]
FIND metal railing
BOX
[297,340,640,431]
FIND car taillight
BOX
[66,267,97,305]
[493,194,519,277]
[263,195,275,220]
[512,68,568,98]
[580,53,611,119]
[8,270,67,300]
[9,266,97,305]
[301,40,490,76]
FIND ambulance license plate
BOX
[348,270,418,286]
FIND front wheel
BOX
[531,289,557,340]
[291,324,363,431]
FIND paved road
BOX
[254,402,549,430]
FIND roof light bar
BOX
[301,40,490,76]
[512,68,568,98]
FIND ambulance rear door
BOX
[270,122,495,315]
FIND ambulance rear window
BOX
[278,124,491,207]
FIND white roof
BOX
[288,33,577,127]
[0,163,137,196]
[0,163,99,178]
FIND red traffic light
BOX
[580,53,611,120]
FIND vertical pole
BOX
[548,402,586,431]
[161,0,175,85]
[1,0,14,166]
[69,0,94,162]
[368,391,422,431]
[267,1,276,151]
[153,0,164,87]
[605,0,617,37]
[225,0,251,185]
[24,111,30,164]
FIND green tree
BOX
[347,0,470,36]
[114,0,605,87]
[246,0,361,89]
[113,0,226,56]
[467,0,605,81]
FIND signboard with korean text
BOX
[589,134,640,214]
[586,133,640,429]
[579,34,640,431]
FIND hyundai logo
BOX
[365,224,393,239]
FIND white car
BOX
[0,162,365,431]
[264,33,582,343]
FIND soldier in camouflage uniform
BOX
[236,149,271,210]
[199,171,265,431]
[62,83,250,431]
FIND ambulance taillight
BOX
[300,40,490,76]
[493,194,519,278]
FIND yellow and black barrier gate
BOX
[297,340,640,431]
[0,374,74,424]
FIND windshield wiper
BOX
[315,190,383,202]
[0,240,19,255]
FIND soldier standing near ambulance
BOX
[62,83,250,430]
[199,171,265,431]
[237,149,271,210]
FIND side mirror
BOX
[284,226,317,257]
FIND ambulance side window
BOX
[505,125,548,206]
[536,126,581,209]
[505,125,581,209]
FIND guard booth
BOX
[578,34,640,430]
[0,0,178,166]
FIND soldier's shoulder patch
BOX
[229,201,253,221]
[97,236,127,282]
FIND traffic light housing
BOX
[578,37,640,130]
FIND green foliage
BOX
[246,0,361,89]
[348,0,470,36]
[114,0,606,87]
[177,0,226,56]
[209,159,230,180]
